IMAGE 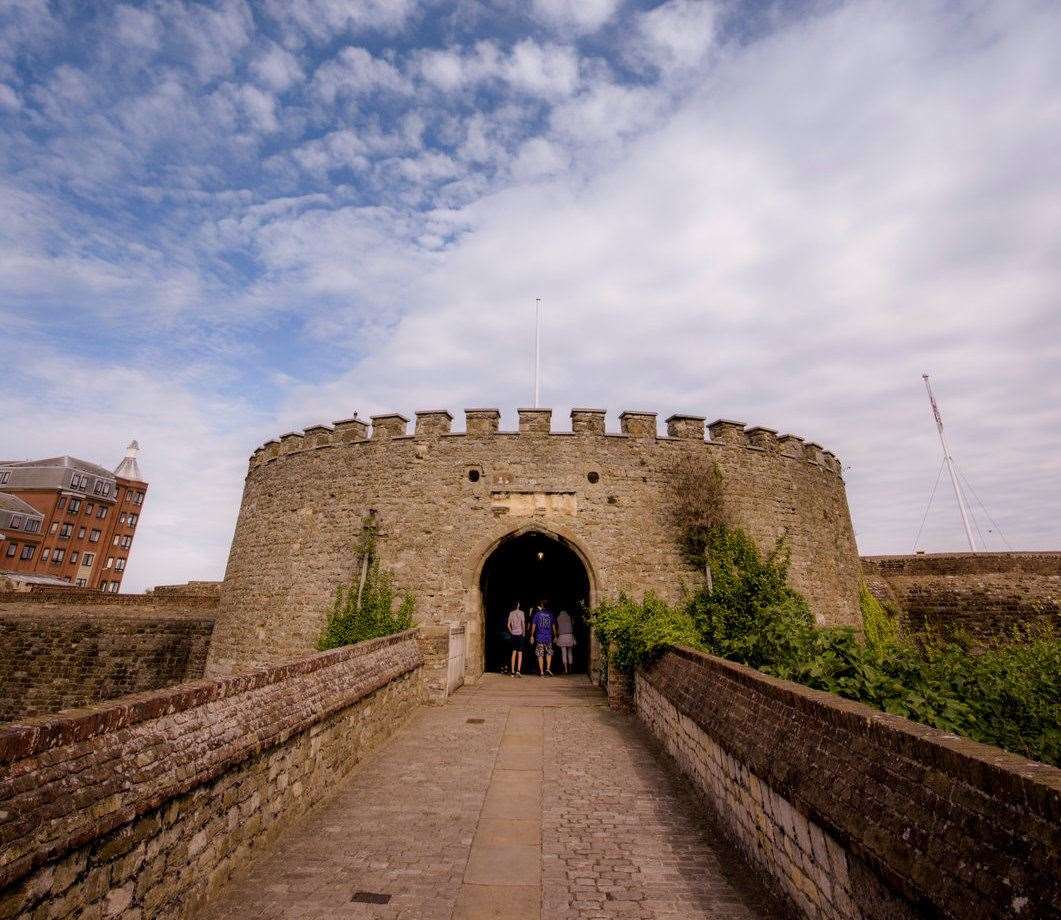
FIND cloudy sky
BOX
[2,0,1059,592]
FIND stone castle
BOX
[209,407,863,678]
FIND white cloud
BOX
[313,46,410,102]
[262,0,416,43]
[633,0,719,70]
[415,40,581,100]
[0,82,20,111]
[250,42,304,92]
[531,0,620,34]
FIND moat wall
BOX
[862,552,1060,643]
[635,646,1060,920]
[210,408,861,676]
[0,631,423,920]
[0,591,218,722]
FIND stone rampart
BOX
[0,631,423,919]
[210,407,861,676]
[635,646,1060,920]
[862,552,1060,642]
[0,590,220,722]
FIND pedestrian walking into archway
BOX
[531,600,556,676]
[555,609,576,674]
[507,601,526,676]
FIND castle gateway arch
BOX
[476,526,594,674]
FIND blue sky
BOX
[2,0,1059,591]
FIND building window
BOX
[106,556,113,568]
[93,481,102,495]
[97,506,107,519]
[115,558,126,571]
[50,522,59,534]
[85,503,93,516]
[71,473,86,489]
[4,543,16,558]
[111,581,120,593]
[82,553,94,566]
[0,471,9,484]
[71,551,79,564]
[129,514,138,526]
[113,535,120,545]
[75,578,86,587]
[24,518,40,533]
[123,536,132,548]
[119,513,126,524]
[89,529,101,543]
[56,497,66,510]
[78,526,86,538]
[59,524,73,539]
[20,545,34,560]
[8,514,21,530]
[53,548,65,563]
[41,548,50,562]
[69,499,81,513]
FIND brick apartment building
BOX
[0,442,147,592]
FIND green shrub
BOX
[592,520,1061,766]
[590,593,702,670]
[318,520,415,650]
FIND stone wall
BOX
[0,590,219,722]
[635,646,1059,920]
[0,631,423,919]
[862,552,1060,643]
[210,408,861,676]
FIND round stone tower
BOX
[206,408,862,678]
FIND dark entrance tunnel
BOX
[480,531,591,674]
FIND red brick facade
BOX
[0,462,147,592]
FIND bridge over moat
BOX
[2,629,1056,920]
[198,674,781,920]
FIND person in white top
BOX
[555,609,576,673]
[506,602,526,677]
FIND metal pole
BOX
[534,297,542,408]
[922,374,977,552]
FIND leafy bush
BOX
[318,520,415,650]
[592,522,1061,766]
[590,593,702,670]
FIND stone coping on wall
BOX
[638,646,1060,918]
[246,407,843,476]
[0,589,219,610]
[862,551,1061,577]
[0,630,422,891]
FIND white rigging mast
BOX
[922,374,977,552]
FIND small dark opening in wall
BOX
[468,469,481,482]
[587,471,600,484]
[467,718,485,724]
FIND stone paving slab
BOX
[198,674,782,920]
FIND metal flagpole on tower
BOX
[534,297,542,408]
[922,374,977,552]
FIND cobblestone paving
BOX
[199,675,781,920]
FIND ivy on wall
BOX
[318,516,415,650]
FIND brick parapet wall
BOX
[861,551,1061,577]
[0,589,219,610]
[636,647,1060,920]
[862,553,1060,643]
[0,610,216,722]
[0,631,423,917]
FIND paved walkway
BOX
[200,675,781,920]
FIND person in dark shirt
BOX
[530,600,556,676]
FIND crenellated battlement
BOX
[246,407,843,475]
